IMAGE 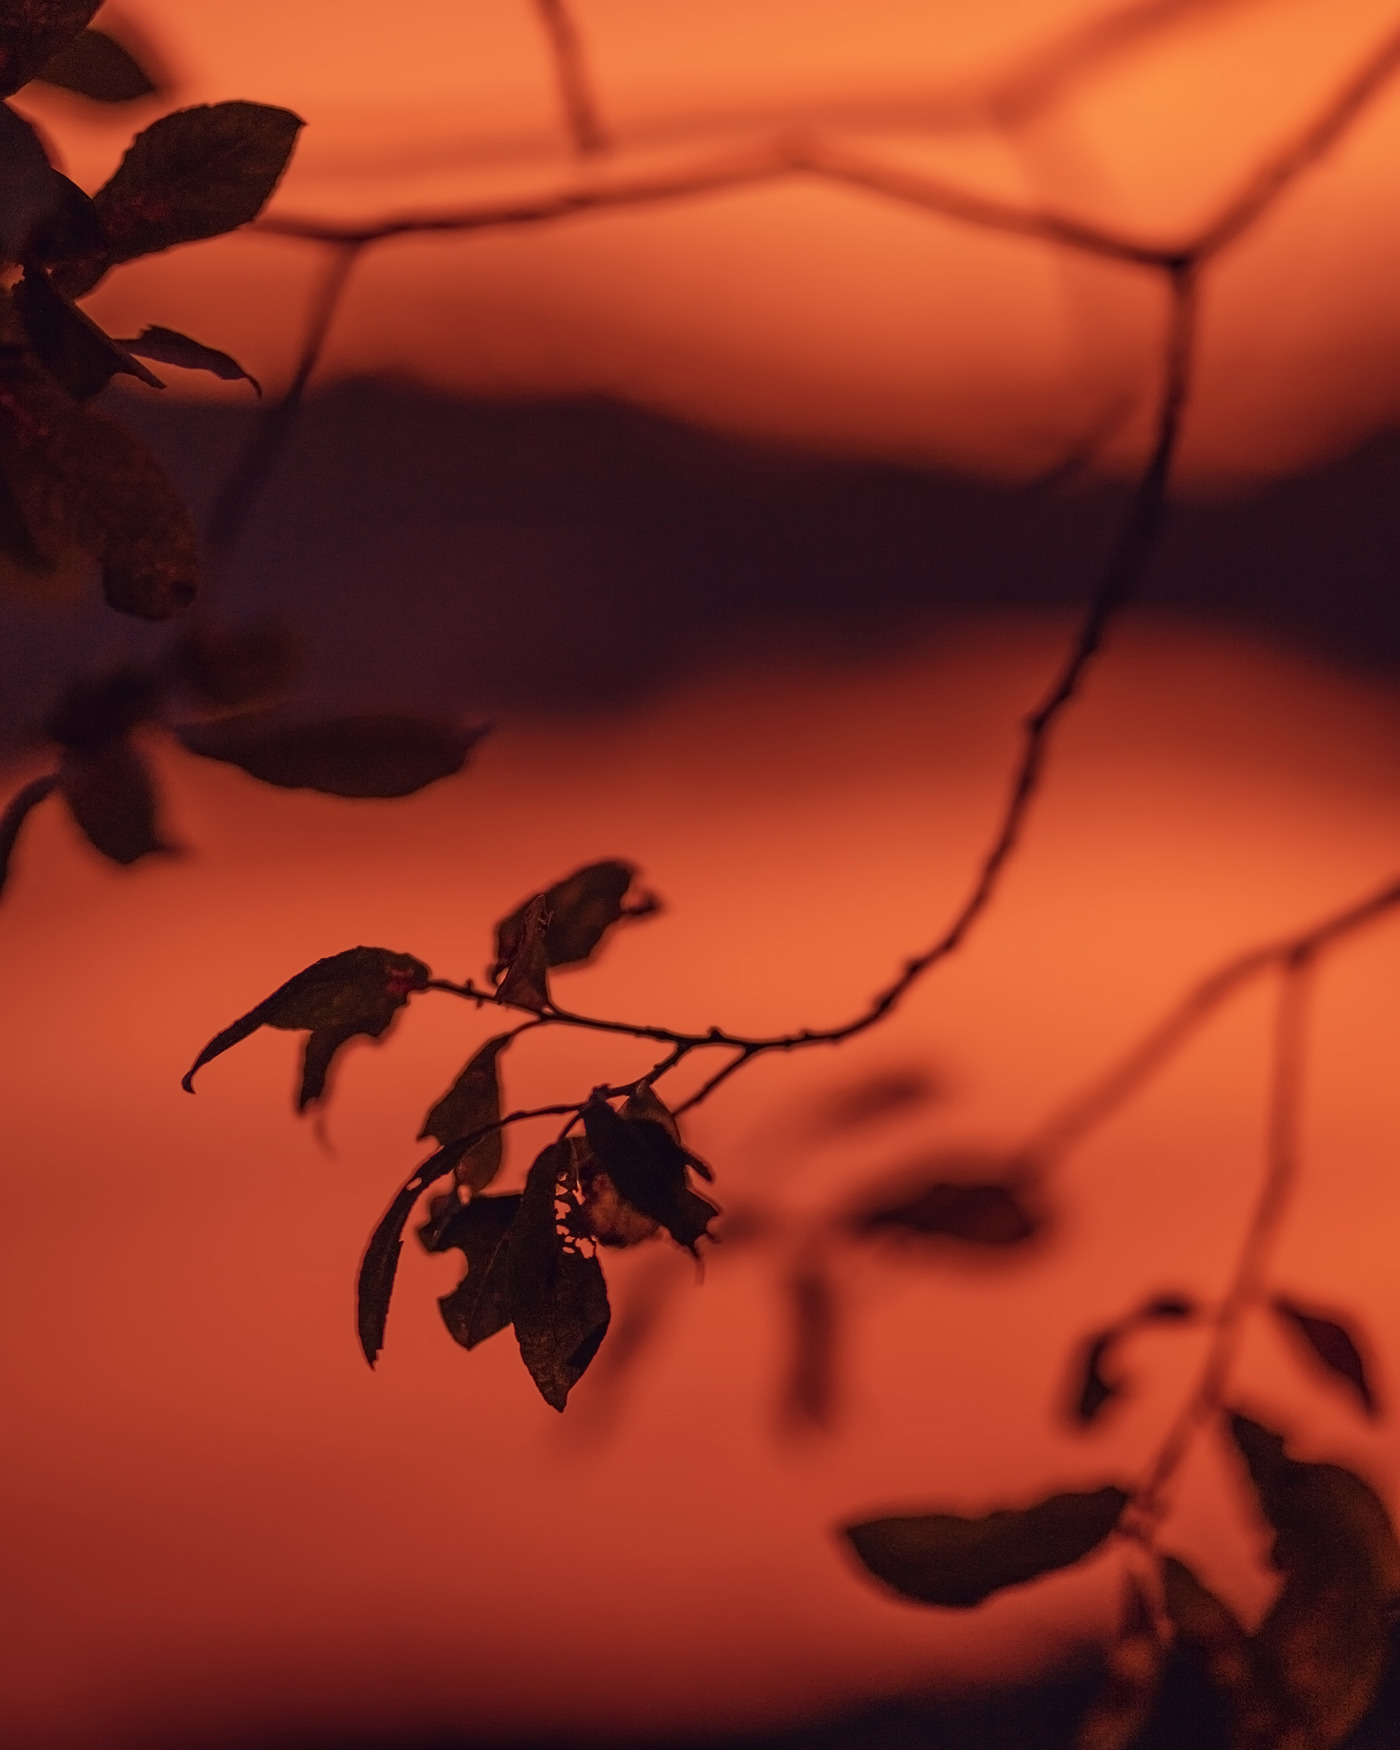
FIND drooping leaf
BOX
[58,740,169,864]
[582,1094,718,1252]
[0,3,100,99]
[1270,1295,1378,1417]
[15,267,163,399]
[182,945,431,1092]
[508,1141,611,1409]
[113,324,260,394]
[493,892,551,1010]
[165,619,300,710]
[357,1142,462,1366]
[1074,1572,1163,1750]
[417,1033,512,1190]
[841,1485,1129,1608]
[783,1259,838,1432]
[848,1165,1040,1247]
[44,664,161,754]
[33,26,158,103]
[622,1079,713,1177]
[52,101,305,298]
[419,1191,522,1350]
[296,1015,402,1113]
[0,772,57,896]
[175,711,485,798]
[491,858,657,979]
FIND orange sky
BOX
[13,0,1400,486]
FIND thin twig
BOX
[533,0,609,156]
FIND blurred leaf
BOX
[1074,1572,1163,1750]
[0,3,100,99]
[0,772,56,897]
[14,269,164,399]
[1070,1333,1120,1426]
[175,711,485,797]
[57,739,169,864]
[1160,1558,1254,1716]
[418,1033,512,1191]
[813,1065,941,1134]
[582,1094,718,1252]
[113,324,260,394]
[848,1167,1040,1247]
[419,1191,522,1350]
[165,619,300,710]
[842,1485,1129,1608]
[1270,1295,1378,1417]
[33,26,158,102]
[44,664,160,754]
[357,1142,462,1366]
[783,1259,838,1432]
[52,101,304,298]
[182,945,431,1092]
[494,892,551,1010]
[492,858,656,979]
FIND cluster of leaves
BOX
[845,1409,1400,1749]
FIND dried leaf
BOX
[492,858,656,978]
[14,268,163,399]
[44,664,161,754]
[842,1485,1129,1608]
[33,26,158,102]
[296,1016,401,1113]
[783,1259,838,1432]
[0,3,100,98]
[849,1166,1040,1247]
[52,101,304,298]
[574,1139,662,1249]
[182,945,431,1092]
[1074,1572,1163,1750]
[582,1094,718,1252]
[58,739,169,864]
[165,619,300,710]
[357,1142,462,1366]
[417,1033,512,1191]
[494,893,551,1010]
[419,1191,522,1350]
[113,324,260,394]
[1270,1295,1378,1417]
[0,772,57,897]
[175,711,485,797]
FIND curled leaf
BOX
[182,945,431,1093]
[175,711,485,797]
[493,893,550,1010]
[357,1142,462,1366]
[0,772,57,897]
[52,101,305,298]
[15,268,164,399]
[1270,1295,1378,1417]
[58,739,170,864]
[0,3,101,99]
[492,858,656,978]
[33,26,159,103]
[419,1191,522,1350]
[582,1094,718,1252]
[842,1485,1129,1609]
[113,325,261,394]
[574,1136,662,1249]
[417,1033,512,1191]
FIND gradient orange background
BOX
[7,4,1400,1746]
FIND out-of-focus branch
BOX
[533,0,609,156]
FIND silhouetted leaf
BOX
[622,1079,713,1176]
[165,619,300,709]
[0,100,69,257]
[58,740,169,864]
[783,1259,838,1432]
[14,268,163,399]
[357,1143,463,1366]
[1071,1333,1120,1425]
[183,945,431,1092]
[1160,1558,1253,1714]
[113,324,260,394]
[492,858,657,979]
[52,101,304,298]
[842,1485,1129,1608]
[418,1033,512,1190]
[0,772,56,896]
[582,1094,718,1252]
[44,664,161,754]
[848,1167,1040,1247]
[0,3,100,98]
[296,1015,404,1113]
[494,893,551,1010]
[1271,1295,1378,1417]
[574,1136,662,1249]
[33,26,158,102]
[419,1191,522,1350]
[1074,1572,1163,1750]
[175,711,485,797]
